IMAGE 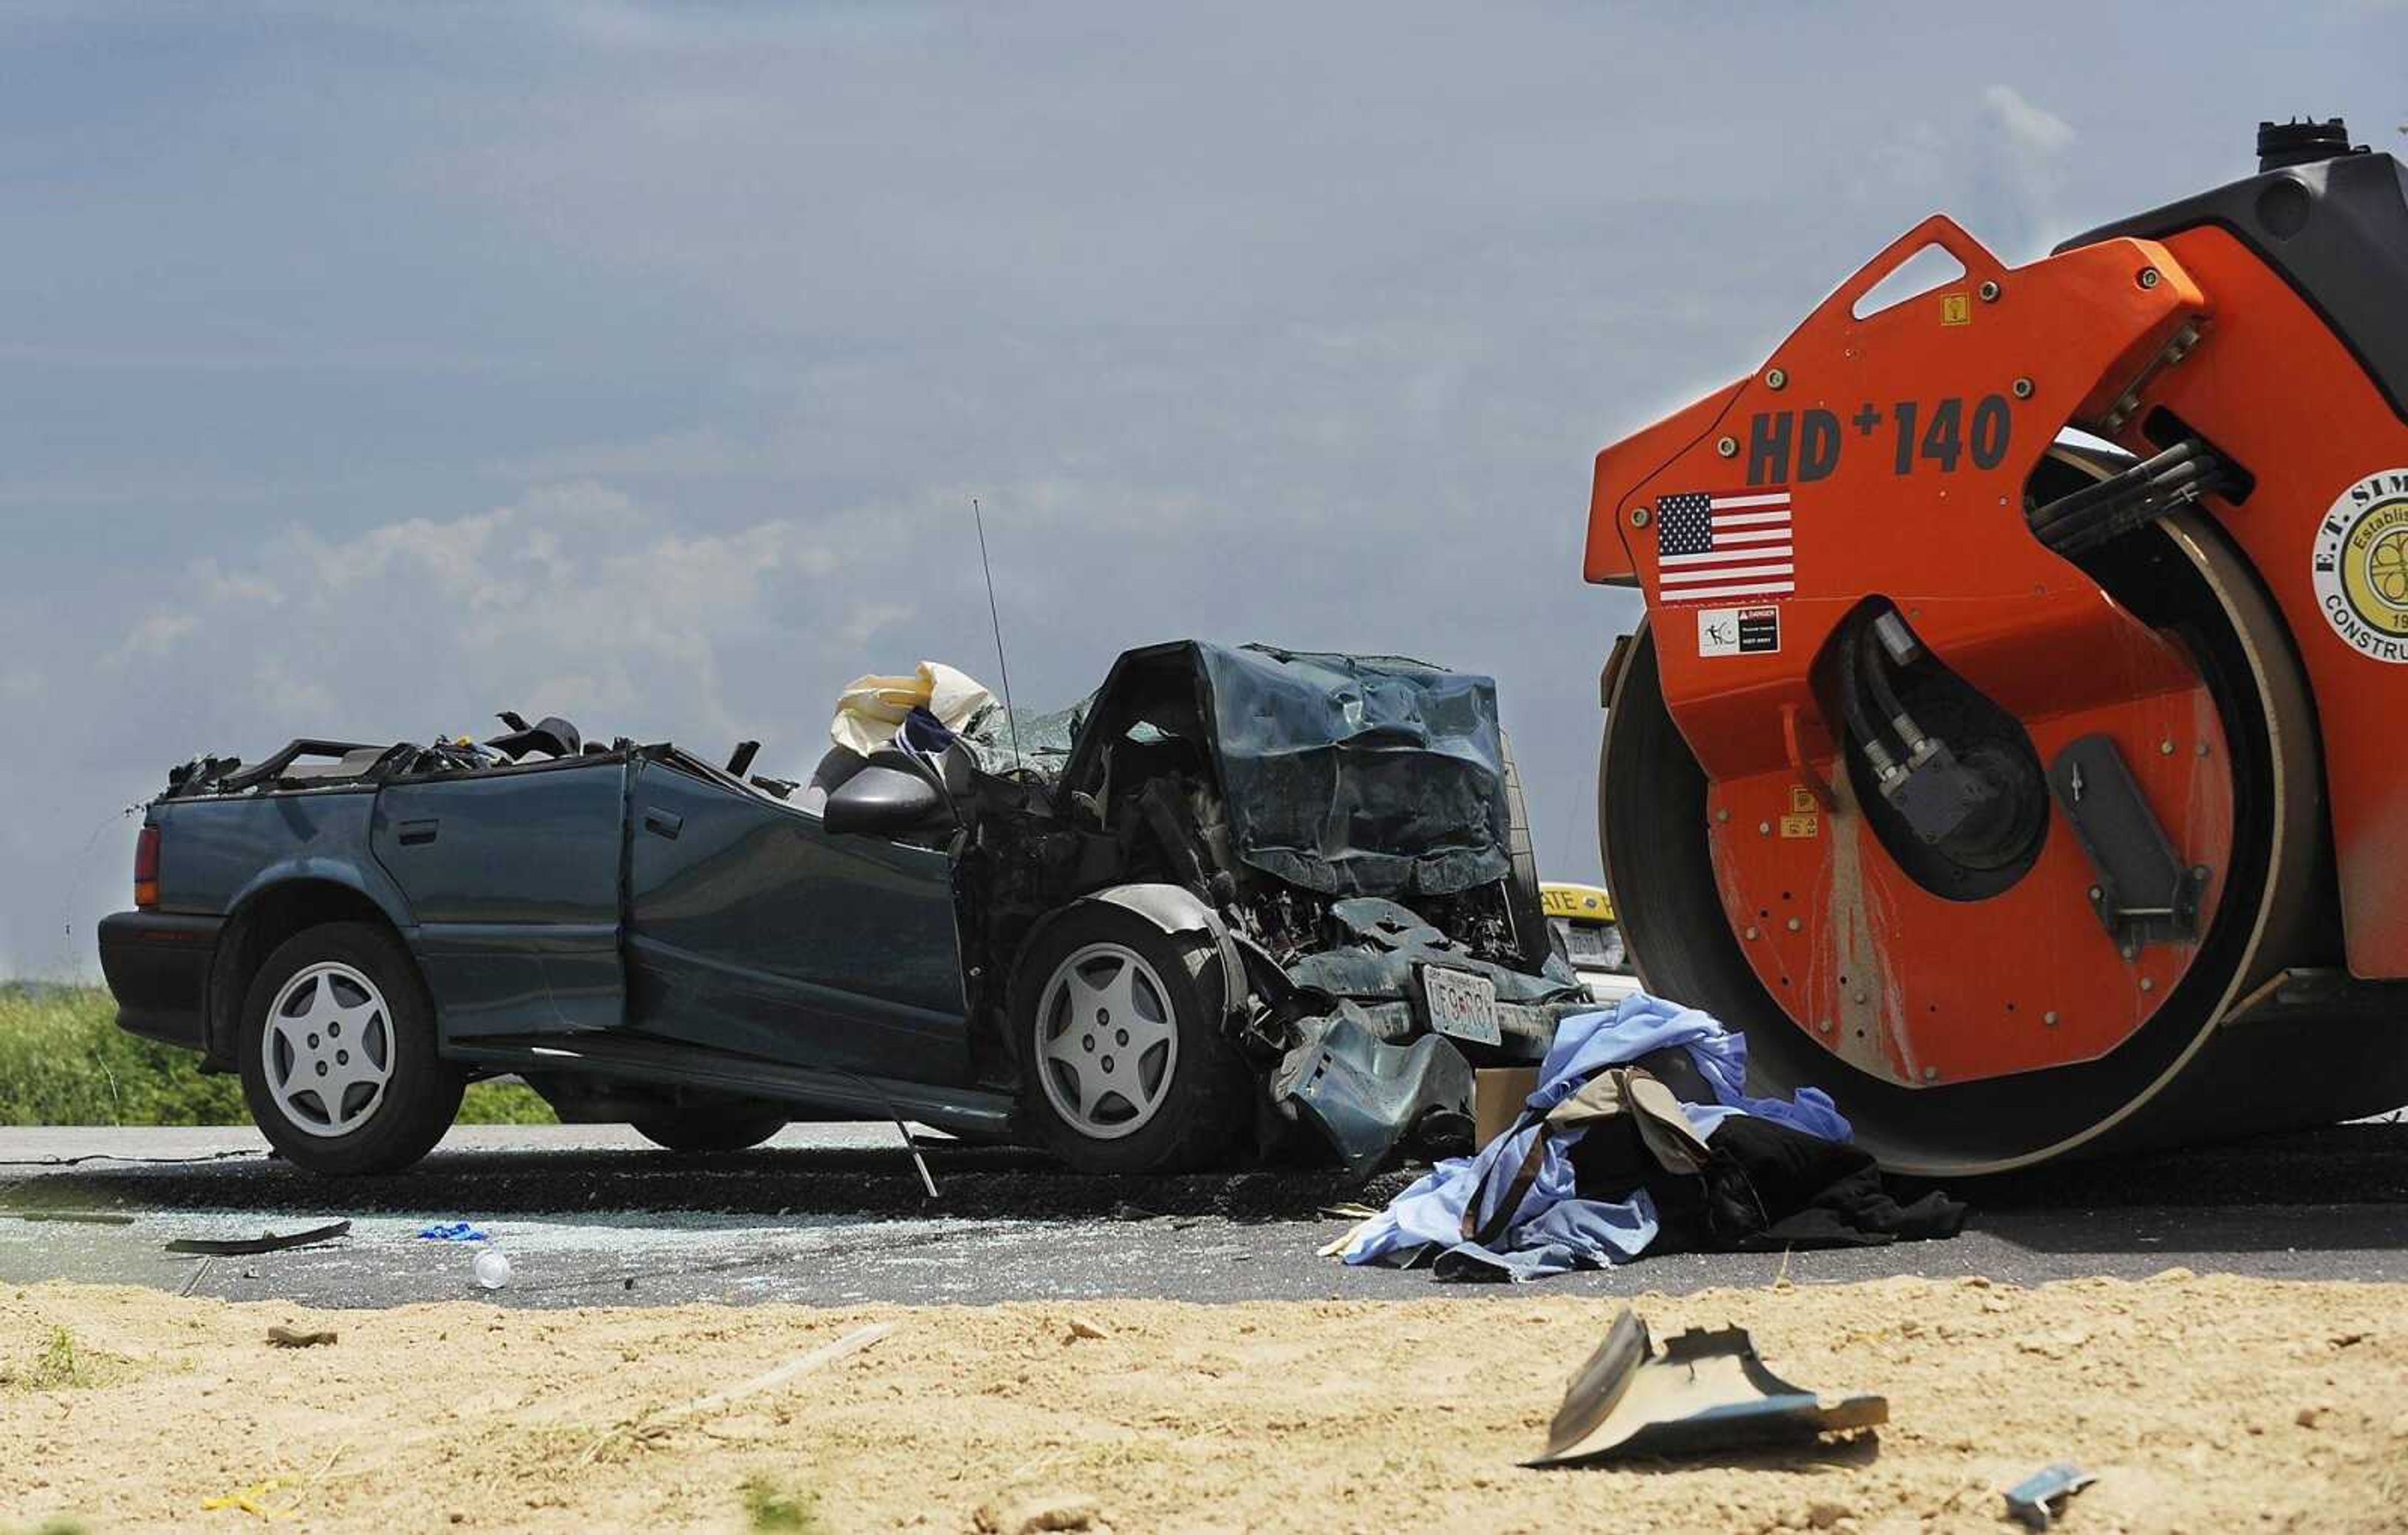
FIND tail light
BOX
[134,825,161,910]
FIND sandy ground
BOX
[3,1273,2405,1534]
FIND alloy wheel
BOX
[1033,941,1181,1141]
[260,961,396,1137]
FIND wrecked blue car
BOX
[98,641,1587,1177]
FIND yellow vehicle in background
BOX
[1540,882,1640,1006]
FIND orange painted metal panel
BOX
[2133,225,2408,978]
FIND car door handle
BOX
[397,818,440,847]
[642,809,684,840]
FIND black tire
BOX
[237,922,463,1176]
[1011,905,1251,1174]
[1497,732,1553,972]
[630,1106,788,1154]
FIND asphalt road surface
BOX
[3,1117,2404,1311]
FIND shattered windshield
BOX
[961,698,1086,776]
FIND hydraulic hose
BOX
[1836,618,1906,781]
[2029,441,2233,555]
[1861,623,1929,756]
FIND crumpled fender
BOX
[1269,1005,1475,1178]
[1018,882,1250,1025]
[1018,884,1479,1175]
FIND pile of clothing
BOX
[1343,994,1966,1280]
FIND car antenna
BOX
[971,496,1023,770]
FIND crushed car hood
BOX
[1053,641,1515,900]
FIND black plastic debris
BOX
[488,710,583,761]
[2002,1462,2096,1529]
[166,1219,352,1256]
[1526,1308,1886,1466]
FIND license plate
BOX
[1565,925,1613,964]
[1421,965,1500,1047]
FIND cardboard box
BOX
[1473,1066,1539,1150]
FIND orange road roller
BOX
[1590,119,2408,1173]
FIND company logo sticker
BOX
[2313,468,2408,662]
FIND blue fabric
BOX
[1341,993,1851,1280]
[416,1221,489,1242]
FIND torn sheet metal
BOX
[1191,643,1511,899]
[2003,1462,2097,1529]
[1285,897,1585,1019]
[1041,641,1514,898]
[1526,1309,1886,1466]
[1269,1006,1476,1177]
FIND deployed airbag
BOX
[831,662,996,756]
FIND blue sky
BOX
[4,2,2403,974]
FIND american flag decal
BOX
[1654,489,1794,603]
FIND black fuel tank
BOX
[2059,119,2408,423]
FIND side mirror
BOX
[823,763,952,836]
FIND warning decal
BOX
[1697,605,1780,658]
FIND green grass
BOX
[0,983,554,1127]
[741,1477,828,1534]
[30,1326,93,1388]
[0,1325,101,1391]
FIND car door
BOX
[369,753,630,1037]
[623,753,969,1083]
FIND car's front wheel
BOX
[1013,907,1250,1174]
[237,922,463,1176]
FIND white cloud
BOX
[485,426,766,483]
[1972,85,2081,256]
[837,600,916,650]
[114,483,852,751]
[110,611,197,662]
[1983,85,2077,157]
[196,559,286,609]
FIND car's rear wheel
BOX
[630,1105,788,1154]
[1013,907,1250,1174]
[238,922,463,1176]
